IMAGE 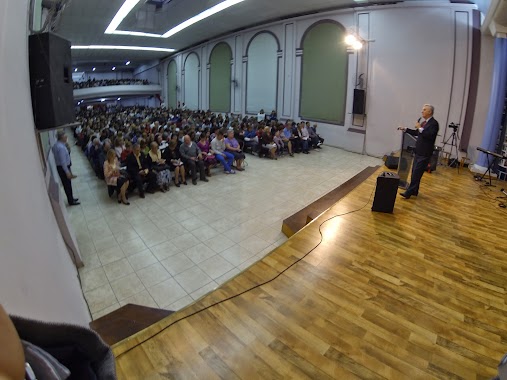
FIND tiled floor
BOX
[67,144,382,319]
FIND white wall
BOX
[134,60,161,84]
[246,33,278,114]
[183,53,199,110]
[0,0,90,324]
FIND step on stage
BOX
[114,166,507,380]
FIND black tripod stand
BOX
[441,123,461,173]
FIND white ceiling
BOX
[54,0,475,65]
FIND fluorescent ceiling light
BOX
[103,0,245,40]
[105,0,141,34]
[125,61,130,65]
[72,45,175,52]
[162,0,245,38]
[111,30,163,38]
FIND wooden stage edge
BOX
[114,166,507,379]
[282,165,380,238]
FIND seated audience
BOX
[179,135,208,185]
[211,130,235,174]
[282,123,294,156]
[104,149,130,205]
[147,142,171,192]
[243,125,259,153]
[257,109,266,122]
[165,139,187,187]
[261,127,277,160]
[298,122,310,154]
[225,129,245,171]
[273,130,284,156]
[114,137,124,159]
[197,133,216,177]
[126,143,157,198]
[121,141,132,163]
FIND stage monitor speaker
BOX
[352,89,365,115]
[29,32,74,131]
[372,172,400,213]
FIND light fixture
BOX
[125,61,130,65]
[345,33,365,50]
[117,97,121,101]
[162,0,245,38]
[112,66,116,70]
[100,98,106,102]
[104,0,245,40]
[71,45,176,53]
[74,68,78,72]
[352,40,363,50]
[92,67,96,71]
[105,0,140,34]
[345,35,357,45]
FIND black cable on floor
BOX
[116,183,377,358]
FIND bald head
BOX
[183,135,191,145]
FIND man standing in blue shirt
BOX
[53,131,80,206]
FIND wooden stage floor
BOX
[114,165,507,379]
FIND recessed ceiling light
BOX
[74,68,78,72]
[101,98,106,102]
[125,61,130,65]
[112,66,116,70]
[162,0,245,38]
[71,45,176,53]
[92,67,96,71]
[105,0,141,34]
[117,97,121,100]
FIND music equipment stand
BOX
[475,147,505,187]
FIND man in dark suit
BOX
[398,104,439,199]
[126,143,157,198]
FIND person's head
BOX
[422,104,434,119]
[306,121,310,127]
[275,130,280,137]
[125,141,132,150]
[183,135,191,145]
[150,141,158,152]
[264,126,270,133]
[199,133,207,142]
[114,137,123,147]
[259,109,264,114]
[216,130,224,140]
[227,130,234,139]
[57,130,67,142]
[106,149,116,163]
[133,143,141,155]
[139,139,146,150]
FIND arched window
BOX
[246,32,279,114]
[300,21,348,124]
[167,60,177,109]
[184,53,199,110]
[209,42,232,112]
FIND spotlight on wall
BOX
[345,33,365,50]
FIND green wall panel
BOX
[167,60,177,109]
[209,43,232,112]
[300,22,347,124]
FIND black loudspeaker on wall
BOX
[352,89,366,115]
[29,32,75,131]
[372,172,400,213]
